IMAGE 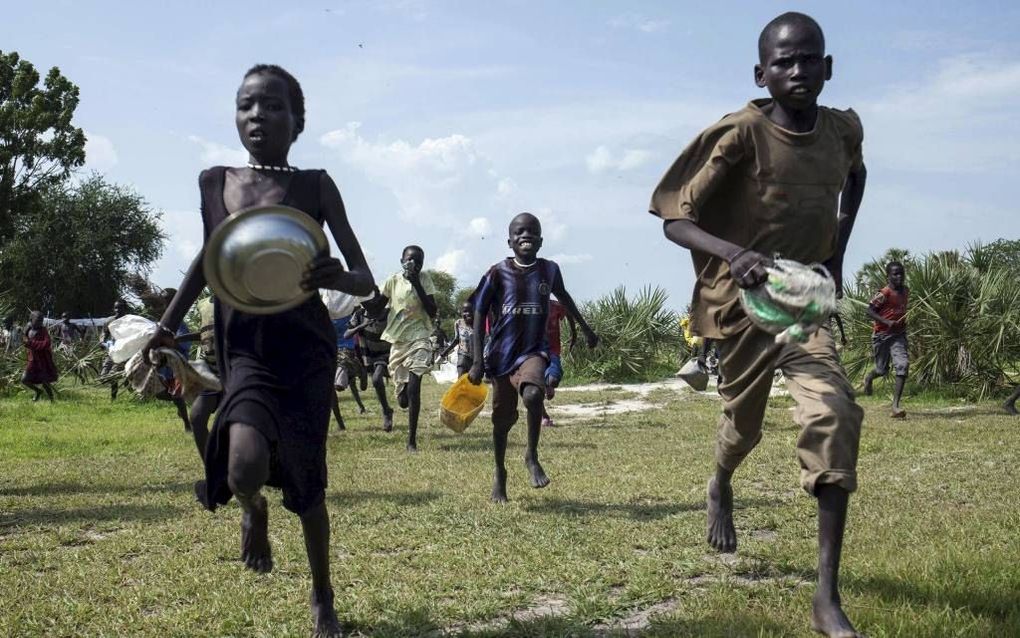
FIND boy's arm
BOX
[467,285,494,385]
[663,220,771,289]
[407,269,438,318]
[865,292,896,329]
[438,334,459,360]
[565,311,578,350]
[551,278,598,348]
[825,163,868,297]
[305,172,375,297]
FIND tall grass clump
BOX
[564,286,684,383]
[840,244,1020,398]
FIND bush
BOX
[564,286,686,383]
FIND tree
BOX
[0,51,86,244]
[425,269,457,335]
[0,174,166,316]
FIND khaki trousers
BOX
[715,326,863,494]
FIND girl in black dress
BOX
[146,64,374,638]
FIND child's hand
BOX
[727,249,772,289]
[302,255,345,291]
[585,330,599,349]
[141,327,178,366]
[467,362,484,385]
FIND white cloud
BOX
[320,122,515,227]
[435,249,469,277]
[585,145,653,173]
[860,54,1020,173]
[546,253,593,265]
[608,13,669,33]
[188,135,248,166]
[497,177,518,196]
[467,217,492,238]
[84,132,118,171]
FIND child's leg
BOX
[173,396,190,431]
[372,363,394,431]
[189,393,219,459]
[521,383,550,488]
[1004,385,1020,415]
[490,376,517,502]
[862,334,890,395]
[330,391,345,430]
[22,381,41,401]
[708,328,779,553]
[513,357,552,488]
[778,328,864,638]
[812,485,858,638]
[889,334,909,416]
[227,423,273,573]
[349,383,366,413]
[299,501,342,637]
[42,383,55,401]
[406,372,422,452]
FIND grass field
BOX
[1,378,1018,637]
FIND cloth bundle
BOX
[739,259,837,344]
[125,347,222,402]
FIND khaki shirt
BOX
[650,99,863,339]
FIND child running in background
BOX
[99,298,128,400]
[176,294,222,459]
[346,291,395,431]
[22,310,57,402]
[653,12,867,637]
[862,261,909,417]
[437,302,475,377]
[330,313,367,431]
[378,246,439,452]
[541,297,576,427]
[468,213,598,502]
[144,64,374,637]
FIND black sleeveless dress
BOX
[195,166,338,515]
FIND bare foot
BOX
[891,407,906,419]
[382,412,393,432]
[706,477,737,553]
[861,381,873,397]
[311,588,343,638]
[491,471,508,503]
[812,594,863,637]
[524,457,551,488]
[406,442,418,453]
[1003,401,1018,416]
[240,495,273,573]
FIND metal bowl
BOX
[204,204,328,315]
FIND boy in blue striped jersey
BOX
[468,213,598,502]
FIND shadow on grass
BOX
[0,502,184,530]
[1,480,194,498]
[328,489,443,507]
[436,437,598,452]
[343,608,793,637]
[855,569,1020,626]
[523,496,782,521]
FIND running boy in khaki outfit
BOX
[651,12,867,638]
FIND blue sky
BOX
[5,1,1019,308]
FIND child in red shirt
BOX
[22,311,58,401]
[863,261,909,417]
[541,298,576,427]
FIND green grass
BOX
[1,379,1018,637]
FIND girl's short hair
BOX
[243,64,306,139]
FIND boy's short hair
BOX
[886,261,904,274]
[758,12,825,62]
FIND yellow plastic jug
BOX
[439,374,488,433]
